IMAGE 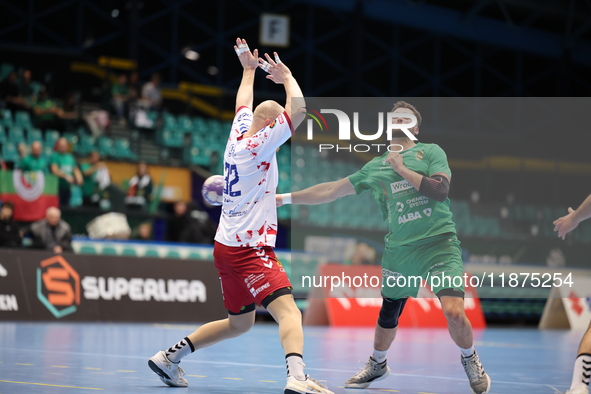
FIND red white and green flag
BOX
[0,170,59,221]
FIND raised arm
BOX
[554,193,591,240]
[277,177,355,207]
[233,38,258,112]
[259,52,306,130]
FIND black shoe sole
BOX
[148,359,171,380]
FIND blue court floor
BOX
[0,322,582,394]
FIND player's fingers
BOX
[264,52,277,66]
[274,52,281,64]
[253,48,258,57]
[568,207,575,213]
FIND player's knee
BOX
[442,305,465,325]
[230,318,254,334]
[377,298,407,329]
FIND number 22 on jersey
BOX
[224,162,241,197]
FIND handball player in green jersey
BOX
[278,101,491,394]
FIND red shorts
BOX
[213,241,292,314]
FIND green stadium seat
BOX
[97,137,115,157]
[177,115,193,131]
[166,250,181,259]
[0,63,14,81]
[0,108,12,128]
[75,134,96,156]
[8,126,25,143]
[101,246,118,255]
[62,132,79,146]
[0,125,6,144]
[159,129,183,147]
[122,248,138,257]
[45,130,60,148]
[1,141,19,162]
[43,146,54,160]
[14,111,32,129]
[79,245,98,255]
[144,249,160,257]
[163,113,177,129]
[114,138,136,159]
[27,128,43,143]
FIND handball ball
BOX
[202,175,224,206]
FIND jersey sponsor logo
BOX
[423,208,432,217]
[415,150,425,160]
[237,111,252,122]
[406,196,429,208]
[250,282,270,297]
[390,180,414,194]
[398,211,423,224]
[395,202,404,212]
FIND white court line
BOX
[0,346,569,389]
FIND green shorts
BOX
[381,232,464,299]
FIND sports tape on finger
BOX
[274,54,281,64]
[234,43,250,56]
[259,61,271,72]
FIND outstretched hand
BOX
[234,37,258,70]
[553,207,579,240]
[258,52,292,84]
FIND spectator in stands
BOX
[141,73,162,110]
[17,142,28,161]
[30,207,72,254]
[34,86,66,132]
[0,201,22,248]
[80,151,110,206]
[50,138,83,206]
[166,201,215,244]
[125,161,153,210]
[17,141,48,172]
[18,69,36,105]
[131,222,153,241]
[111,73,130,125]
[0,71,28,113]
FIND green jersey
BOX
[348,142,456,247]
[50,152,77,188]
[80,162,97,197]
[17,154,48,172]
[34,99,56,122]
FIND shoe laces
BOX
[353,358,380,379]
[306,375,329,389]
[462,354,484,381]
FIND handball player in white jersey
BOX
[148,37,334,394]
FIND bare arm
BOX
[233,37,258,112]
[554,193,591,240]
[259,52,306,130]
[51,163,71,181]
[277,177,355,207]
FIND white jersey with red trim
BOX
[214,106,293,247]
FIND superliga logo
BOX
[305,108,418,153]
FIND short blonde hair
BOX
[391,101,422,127]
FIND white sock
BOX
[286,353,306,381]
[570,353,591,389]
[372,349,388,363]
[165,337,194,363]
[460,346,475,358]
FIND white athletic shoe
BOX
[461,351,491,394]
[284,375,334,394]
[148,350,189,387]
[566,386,590,394]
[345,357,391,388]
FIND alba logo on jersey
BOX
[36,256,81,319]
